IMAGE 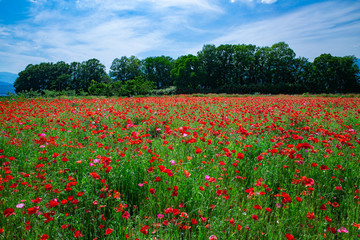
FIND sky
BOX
[0,0,359,74]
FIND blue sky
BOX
[0,0,359,74]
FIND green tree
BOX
[215,44,236,86]
[311,54,359,93]
[77,59,108,92]
[49,61,71,91]
[110,56,142,81]
[171,55,204,93]
[254,46,271,85]
[143,56,174,88]
[233,44,257,85]
[14,64,39,93]
[267,42,296,84]
[197,44,220,90]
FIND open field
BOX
[0,95,359,239]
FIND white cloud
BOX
[1,0,359,74]
[213,1,360,59]
[75,0,222,13]
[261,0,277,4]
[0,0,223,73]
[230,0,277,4]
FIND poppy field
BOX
[1,95,360,240]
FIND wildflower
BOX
[140,225,150,235]
[320,204,327,210]
[3,208,15,218]
[209,235,217,240]
[337,227,348,233]
[16,203,25,209]
[320,165,329,170]
[306,212,315,219]
[285,233,295,240]
[40,234,49,240]
[105,228,113,235]
[157,214,164,219]
[74,230,83,238]
[122,211,130,219]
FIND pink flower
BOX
[16,203,25,209]
[170,160,176,166]
[138,183,143,187]
[209,235,217,240]
[205,175,210,180]
[157,214,164,219]
[337,227,348,233]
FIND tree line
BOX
[14,42,360,95]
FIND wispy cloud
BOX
[0,0,359,74]
[0,0,223,73]
[213,1,360,59]
[230,0,277,4]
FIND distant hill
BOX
[0,72,17,84]
[0,81,15,96]
[0,72,16,95]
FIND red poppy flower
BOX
[306,212,315,219]
[122,211,129,219]
[40,234,49,240]
[105,228,113,235]
[285,233,295,240]
[3,208,15,218]
[140,225,150,235]
[195,148,202,154]
[191,219,198,225]
[90,171,100,180]
[74,230,83,238]
[320,165,329,170]
[251,214,258,220]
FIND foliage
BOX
[143,56,174,88]
[88,76,154,96]
[109,56,142,81]
[152,86,177,95]
[13,42,360,96]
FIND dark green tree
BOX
[171,55,204,93]
[110,56,142,81]
[143,56,174,88]
[267,42,296,84]
[215,44,236,86]
[14,64,39,93]
[77,58,107,92]
[233,44,257,85]
[197,44,220,90]
[311,54,359,93]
